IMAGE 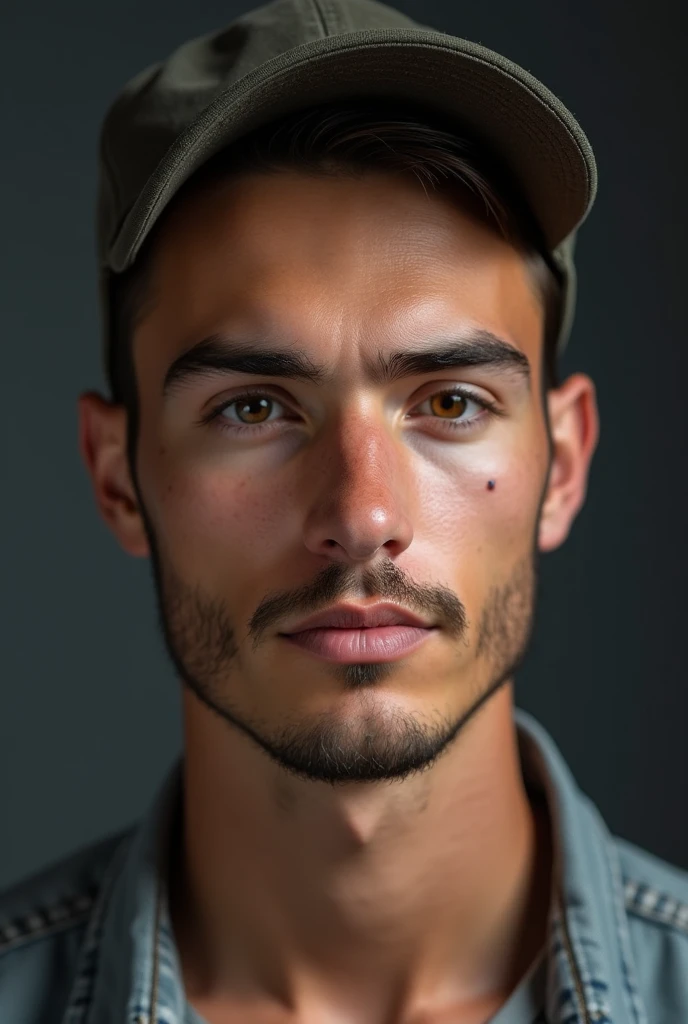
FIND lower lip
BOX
[280,625,436,663]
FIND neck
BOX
[169,685,553,1024]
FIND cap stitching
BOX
[114,39,593,265]
[307,0,329,36]
[314,0,343,34]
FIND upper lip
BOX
[282,602,434,633]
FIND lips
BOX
[282,602,433,634]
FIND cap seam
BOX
[117,39,592,265]
[309,0,330,36]
[159,37,592,178]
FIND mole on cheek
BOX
[487,480,496,491]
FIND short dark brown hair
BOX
[107,98,563,429]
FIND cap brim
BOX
[108,28,597,273]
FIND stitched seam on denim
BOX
[603,841,648,1024]
[142,865,164,1024]
[623,878,688,937]
[624,904,688,936]
[557,908,611,1022]
[60,835,134,1024]
[550,899,592,1022]
[128,887,184,1024]
[0,906,93,955]
[0,888,98,954]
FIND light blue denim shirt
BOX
[2,709,688,1023]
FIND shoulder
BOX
[0,827,133,1023]
[613,833,688,1016]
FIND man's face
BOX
[83,169,595,785]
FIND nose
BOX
[300,415,415,564]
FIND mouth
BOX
[280,624,437,663]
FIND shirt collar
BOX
[516,711,648,1024]
[63,710,647,1024]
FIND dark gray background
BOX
[1,0,686,890]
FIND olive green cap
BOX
[97,0,598,369]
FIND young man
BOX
[2,1,687,1021]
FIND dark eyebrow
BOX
[162,328,531,397]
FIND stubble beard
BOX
[141,511,541,787]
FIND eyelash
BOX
[202,386,502,437]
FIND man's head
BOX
[80,98,599,785]
[107,101,564,435]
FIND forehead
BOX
[139,170,543,362]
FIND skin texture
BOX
[79,169,599,1023]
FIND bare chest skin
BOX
[186,991,519,1024]
[179,790,552,1024]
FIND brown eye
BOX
[412,387,495,433]
[224,394,277,425]
[206,389,294,437]
[428,392,469,420]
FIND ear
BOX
[78,391,150,558]
[538,372,600,553]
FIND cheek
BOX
[417,441,543,554]
[147,459,291,574]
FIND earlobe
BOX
[78,391,150,558]
[538,373,600,553]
